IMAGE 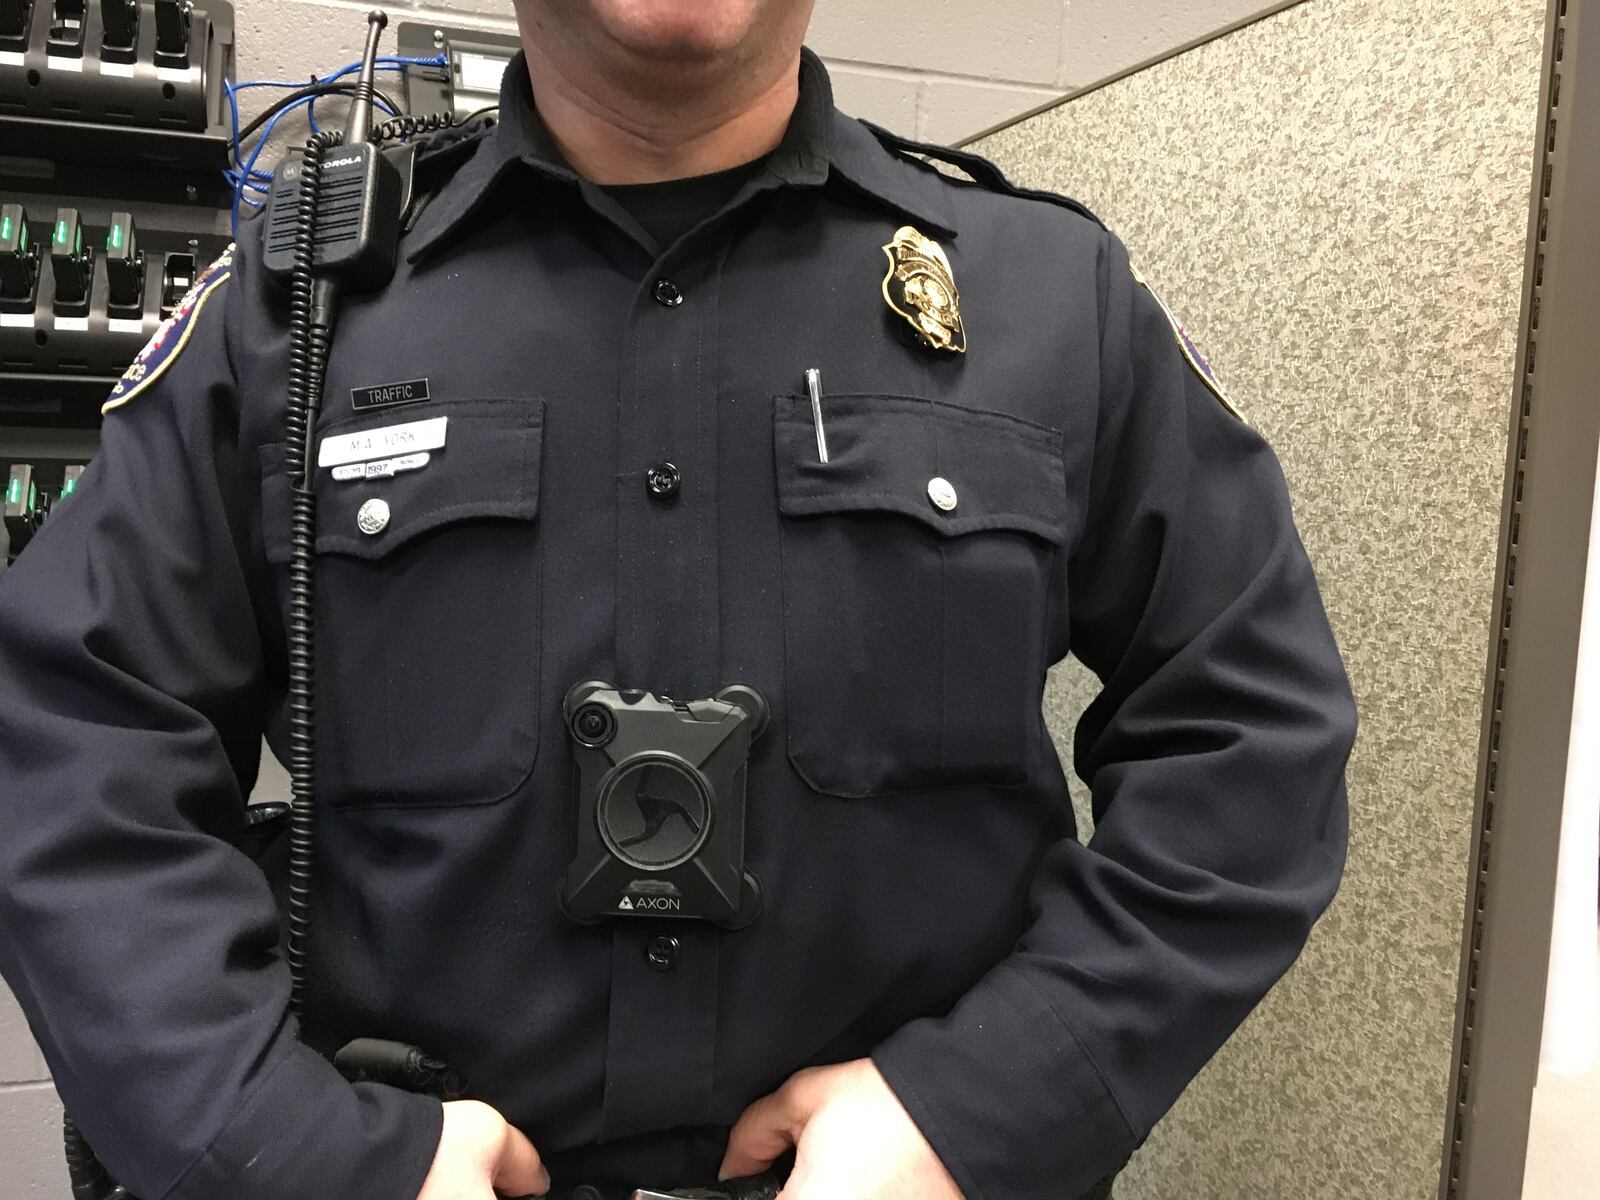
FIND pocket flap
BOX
[773,393,1066,543]
[261,400,544,563]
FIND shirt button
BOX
[646,934,680,972]
[356,497,390,535]
[646,461,681,501]
[653,278,684,307]
[927,476,958,512]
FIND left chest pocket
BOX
[774,393,1066,798]
[261,400,545,808]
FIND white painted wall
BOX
[1539,435,1600,1080]
[1523,435,1600,1200]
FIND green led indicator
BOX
[0,216,10,243]
[108,224,123,251]
[74,227,82,256]
[62,478,77,497]
[54,220,67,247]
[6,478,19,505]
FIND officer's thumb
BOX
[489,1119,550,1198]
[718,1068,826,1180]
[425,1099,550,1199]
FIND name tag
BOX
[331,452,431,482]
[318,417,448,468]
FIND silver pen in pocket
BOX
[805,368,830,464]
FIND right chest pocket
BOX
[261,399,545,809]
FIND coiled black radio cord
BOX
[63,101,461,1198]
[284,110,461,1010]
[283,127,344,1016]
[61,121,349,1200]
[374,110,458,142]
[63,1114,128,1200]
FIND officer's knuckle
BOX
[782,1070,823,1111]
[489,1110,516,1147]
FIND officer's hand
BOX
[718,1059,964,1200]
[416,1099,550,1200]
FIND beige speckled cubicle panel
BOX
[975,2,1546,1197]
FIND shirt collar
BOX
[406,47,957,264]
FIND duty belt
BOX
[546,1179,782,1200]
[545,1173,1117,1200]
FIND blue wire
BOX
[227,86,403,234]
[222,170,269,194]
[223,75,279,225]
[309,88,401,133]
[222,55,448,234]
[231,95,315,235]
[308,58,419,132]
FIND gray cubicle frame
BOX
[961,2,1312,147]
[1441,0,1600,1197]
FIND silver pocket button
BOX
[357,497,391,536]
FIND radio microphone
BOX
[262,10,405,294]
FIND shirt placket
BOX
[600,235,728,1141]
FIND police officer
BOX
[0,1,1357,1198]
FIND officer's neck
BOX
[521,45,802,185]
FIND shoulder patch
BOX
[1130,262,1244,422]
[101,244,234,415]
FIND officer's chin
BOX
[584,0,766,62]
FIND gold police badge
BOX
[881,225,966,354]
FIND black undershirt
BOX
[601,158,768,250]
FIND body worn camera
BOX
[560,681,767,929]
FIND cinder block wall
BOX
[0,2,1286,1196]
[231,0,1283,144]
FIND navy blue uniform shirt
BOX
[0,50,1356,1200]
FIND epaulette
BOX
[413,115,497,166]
[399,117,497,234]
[860,120,1105,230]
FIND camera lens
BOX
[573,703,615,747]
